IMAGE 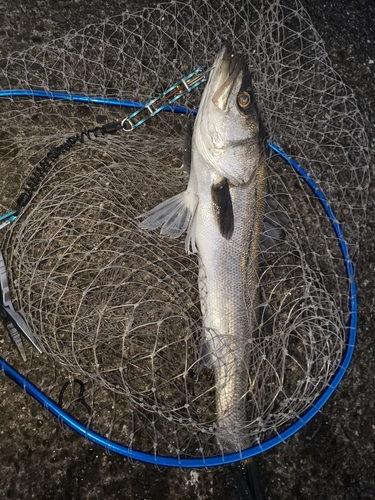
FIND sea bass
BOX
[139,46,267,452]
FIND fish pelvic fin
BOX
[138,191,199,247]
[185,210,198,255]
[211,177,234,239]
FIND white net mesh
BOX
[0,0,370,461]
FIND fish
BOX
[138,45,267,453]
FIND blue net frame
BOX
[0,93,356,468]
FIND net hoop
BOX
[0,123,356,467]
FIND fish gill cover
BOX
[0,0,370,461]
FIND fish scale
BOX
[195,148,267,452]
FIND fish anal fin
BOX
[211,178,234,239]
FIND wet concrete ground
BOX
[0,0,374,498]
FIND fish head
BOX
[194,46,266,185]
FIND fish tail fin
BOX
[138,191,198,249]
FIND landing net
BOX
[0,0,369,465]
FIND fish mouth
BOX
[211,46,244,110]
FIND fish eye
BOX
[237,91,252,109]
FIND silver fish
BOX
[139,46,267,452]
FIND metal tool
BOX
[0,248,43,361]
[121,66,212,131]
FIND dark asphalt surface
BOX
[0,0,374,499]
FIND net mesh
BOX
[0,0,370,460]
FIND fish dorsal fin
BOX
[260,196,290,254]
[183,119,194,174]
[211,178,234,239]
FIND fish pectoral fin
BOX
[137,191,193,239]
[211,177,234,239]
